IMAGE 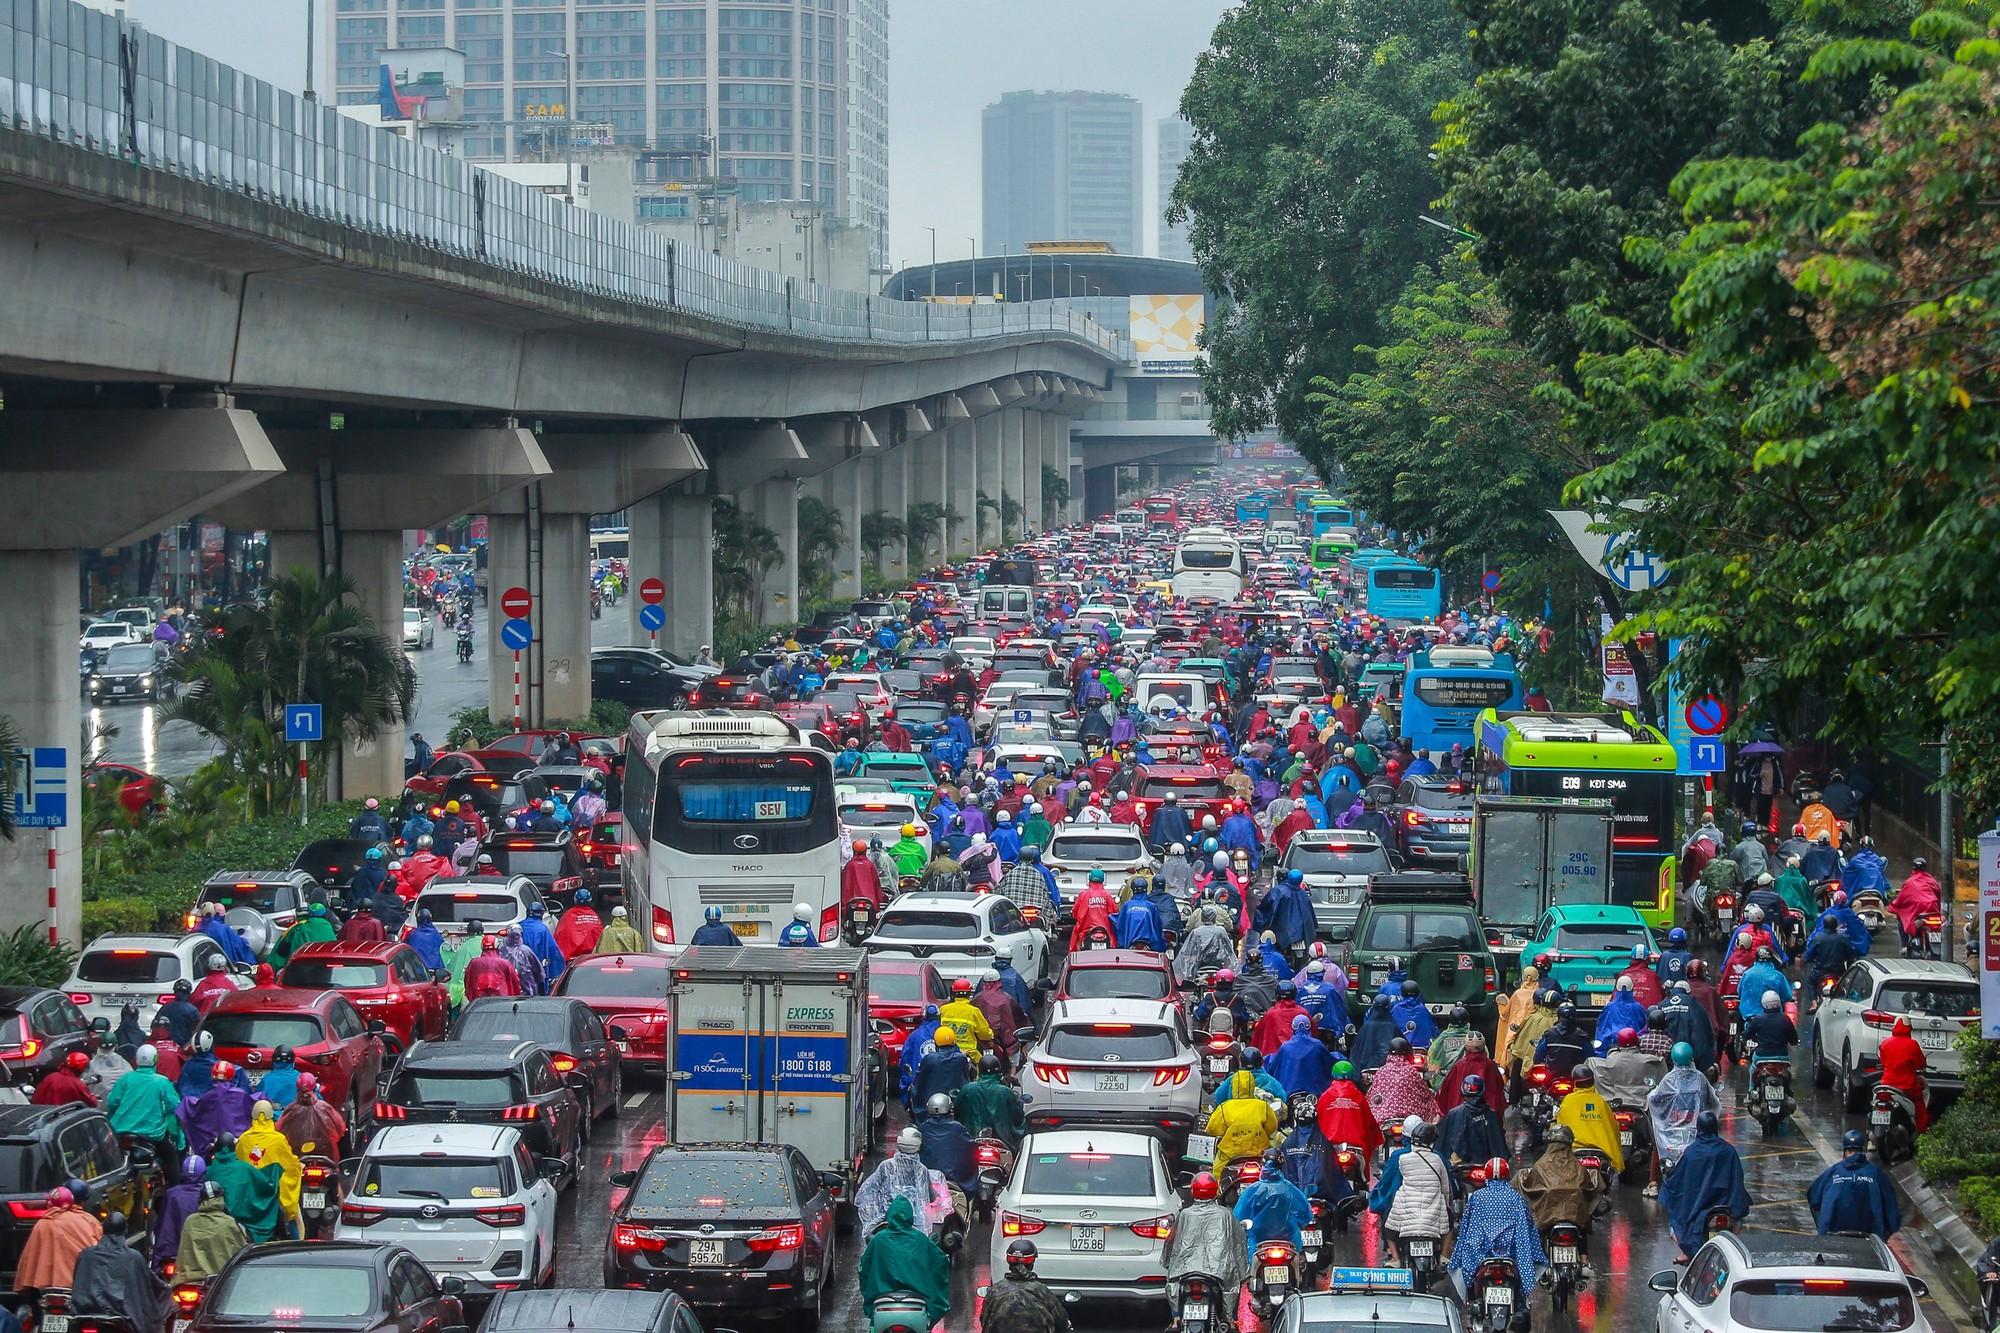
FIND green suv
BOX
[1338,875,1499,1027]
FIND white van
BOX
[977,585,1035,617]
[1116,508,1146,535]
[1132,673,1213,717]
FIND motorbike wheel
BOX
[1552,1275,1571,1316]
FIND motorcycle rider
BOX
[1234,1145,1313,1260]
[69,1209,166,1333]
[1367,1036,1441,1128]
[104,1044,186,1185]
[1593,976,1648,1054]
[1437,1033,1506,1115]
[1068,870,1119,952]
[1449,1158,1544,1318]
[955,1054,1025,1150]
[1163,1172,1250,1318]
[1536,1002,1594,1077]
[1804,916,1860,1007]
[1654,929,1694,988]
[15,1183,101,1292]
[1251,979,1312,1057]
[596,905,646,954]
[348,797,393,845]
[1176,905,1238,984]
[1267,1014,1333,1099]
[917,1092,976,1196]
[858,1196,950,1331]
[1744,989,1799,1069]
[32,1050,97,1107]
[174,1180,250,1282]
[980,1241,1072,1333]
[1890,857,1944,955]
[1373,1118,1451,1265]
[1314,1060,1383,1165]
[910,1026,973,1109]
[1192,970,1253,1039]
[1663,1110,1751,1257]
[777,903,821,948]
[1426,1004,1475,1091]
[1517,1124,1602,1276]
[1588,1027,1665,1108]
[687,904,741,949]
[1808,1129,1902,1238]
[1436,1074,1507,1167]
[1389,978,1439,1051]
[1877,1016,1931,1130]
[1552,1066,1625,1176]
[1205,1069,1281,1171]
[1736,946,1794,1022]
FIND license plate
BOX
[246,1071,264,1089]
[1183,1305,1211,1321]
[1871,1108,1891,1125]
[1262,1265,1291,1284]
[1619,1131,1633,1146]
[302,1191,327,1211]
[614,1040,629,1052]
[1718,911,1735,925]
[1095,1073,1128,1092]
[690,1238,726,1265]
[1407,1238,1435,1258]
[1187,1133,1217,1160]
[1208,1057,1230,1074]
[1485,1287,1514,1307]
[173,1321,189,1333]
[44,1318,69,1333]
[1370,969,1387,986]
[1551,1245,1577,1265]
[1918,1030,1948,1050]
[1301,1229,1321,1247]
[1071,1225,1104,1252]
[1765,1086,1785,1104]
[729,921,760,938]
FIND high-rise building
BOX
[328,0,887,270]
[982,90,1142,258]
[1157,116,1194,263]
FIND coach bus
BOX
[1474,709,1678,927]
[1143,494,1181,528]
[1401,647,1522,752]
[621,710,840,948]
[1170,535,1247,603]
[1235,493,1272,524]
[1365,558,1444,621]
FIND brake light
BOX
[1528,1065,1549,1086]
[744,1223,805,1253]
[302,1165,331,1185]
[475,1204,527,1227]
[1129,1215,1175,1240]
[652,906,674,945]
[157,994,177,1006]
[1552,1078,1574,1097]
[14,1040,39,1060]
[1020,906,1041,926]
[1334,1150,1357,1169]
[1206,1036,1233,1053]
[171,1283,203,1311]
[613,1222,667,1252]
[1404,810,1421,828]
[7,1200,46,1221]
[339,1202,384,1226]
[1151,1067,1191,1087]
[1000,1211,1046,1237]
[549,1054,578,1074]
[1031,1063,1069,1085]
[1862,1010,1896,1031]
[976,1144,1002,1166]
[501,1104,540,1120]
[1715,894,1737,910]
[1803,1279,1850,1292]
[1236,1160,1263,1182]
[1613,1109,1635,1128]
[1483,965,1497,994]
[1260,1243,1295,1262]
[820,904,840,943]
[67,993,91,1005]
[374,1102,408,1120]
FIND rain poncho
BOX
[1662,1126,1751,1256]
[1437,1051,1506,1115]
[175,1192,250,1281]
[1234,1173,1312,1253]
[520,913,566,984]
[182,1082,255,1158]
[16,1201,102,1290]
[1365,1058,1440,1129]
[1205,1071,1280,1168]
[1646,1067,1721,1163]
[1518,1141,1594,1230]
[257,1052,300,1111]
[71,1231,166,1329]
[1435,1100,1506,1167]
[857,1196,950,1326]
[1449,1182,1546,1289]
[1735,961,1792,1017]
[501,926,546,996]
[1389,993,1439,1050]
[1314,1077,1382,1157]
[1350,996,1397,1071]
[405,920,445,971]
[854,1149,951,1238]
[1376,1144,1451,1239]
[153,1178,203,1263]
[980,1272,1072,1333]
[208,1147,287,1242]
[1114,896,1167,951]
[1808,1153,1902,1238]
[1175,922,1237,982]
[1586,1048,1665,1109]
[1426,1024,1472,1090]
[1163,1197,1251,1291]
[105,1067,186,1149]
[1593,992,1647,1052]
[1661,994,1717,1072]
[1553,1089,1625,1174]
[1266,1017,1332,1099]
[236,1103,302,1222]
[954,1074,1024,1149]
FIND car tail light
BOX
[549,1054,578,1074]
[1030,1063,1069,1085]
[744,1224,804,1253]
[501,1104,540,1120]
[7,1200,46,1221]
[157,994,178,1006]
[613,1222,667,1252]
[67,993,91,1005]
[1000,1211,1046,1237]
[1862,1010,1897,1031]
[652,907,674,945]
[475,1204,528,1227]
[339,1201,385,1226]
[1151,1068,1190,1087]
[553,876,583,894]
[374,1101,408,1119]
[1129,1215,1175,1240]
[185,912,200,930]
[1484,965,1497,994]
[820,905,840,943]
[1403,810,1421,828]
[171,1283,203,1312]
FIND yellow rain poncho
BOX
[236,1099,303,1222]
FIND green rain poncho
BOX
[209,1151,288,1242]
[443,930,487,1008]
[857,1195,950,1325]
[269,905,337,967]
[104,1067,187,1149]
[1774,866,1817,920]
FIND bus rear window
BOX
[678,784,815,822]
[1374,567,1438,589]
[1411,675,1517,708]
[1176,549,1237,570]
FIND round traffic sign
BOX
[1685,694,1728,737]
[638,603,666,633]
[638,577,665,605]
[1481,570,1501,593]
[499,618,533,652]
[500,586,533,618]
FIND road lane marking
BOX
[624,1090,651,1109]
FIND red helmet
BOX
[1190,1172,1219,1201]
[65,1050,89,1072]
[1616,1028,1638,1049]
[213,1060,235,1081]
[481,935,499,952]
[1483,1157,1511,1181]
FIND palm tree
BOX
[1041,465,1071,526]
[0,714,18,842]
[904,501,957,567]
[796,495,845,605]
[712,497,784,623]
[859,510,906,573]
[998,492,1024,539]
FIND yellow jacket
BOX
[1500,969,1542,1054]
[1203,1071,1279,1170]
[237,1105,303,1221]
[1554,1089,1625,1175]
[938,999,994,1058]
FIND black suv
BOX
[1390,775,1478,866]
[591,648,707,713]
[479,828,588,909]
[604,1143,839,1322]
[87,641,175,705]
[0,1104,157,1285]
[449,998,621,1128]
[181,1241,467,1333]
[0,988,94,1086]
[376,1040,584,1183]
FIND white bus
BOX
[1170,535,1246,603]
[620,710,840,949]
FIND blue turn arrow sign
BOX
[284,703,323,743]
[500,618,534,652]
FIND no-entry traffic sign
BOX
[500,586,533,618]
[1685,694,1728,737]
[638,577,665,605]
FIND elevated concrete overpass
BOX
[0,0,1126,942]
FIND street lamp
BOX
[544,44,574,194]
[304,0,317,103]
[924,226,937,300]
[967,237,977,298]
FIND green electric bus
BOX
[1473,709,1679,928]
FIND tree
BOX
[711,498,783,624]
[0,714,17,842]
[1169,0,1469,443]
[904,502,956,567]
[998,493,1024,540]
[1040,465,1071,526]
[859,509,906,573]
[795,495,845,606]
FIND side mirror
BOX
[610,1169,637,1189]
[1909,1277,1930,1299]
[432,969,451,984]
[1647,1271,1679,1294]
[438,1275,467,1298]
[1326,926,1351,944]
[367,1018,386,1036]
[539,1158,568,1182]
[818,1171,845,1196]
[608,1025,630,1044]
[1013,1027,1037,1045]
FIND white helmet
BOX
[1212,851,1229,870]
[1744,904,1765,923]
[792,903,813,923]
[1169,842,1186,856]
[136,1044,159,1069]
[896,1127,922,1154]
[611,905,629,919]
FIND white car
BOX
[1044,825,1154,901]
[410,875,549,942]
[864,892,1049,986]
[1810,955,1977,1108]
[1649,1230,1933,1333]
[989,1130,1178,1305]
[1276,1282,1462,1333]
[1132,673,1214,718]
[1281,830,1394,939]
[836,790,929,859]
[337,1123,562,1292]
[1021,998,1201,1136]
[974,680,1040,730]
[79,620,138,652]
[62,932,250,1029]
[948,636,996,670]
[825,672,890,719]
[402,606,434,650]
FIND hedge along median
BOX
[82,800,366,942]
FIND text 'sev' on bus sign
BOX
[6,747,68,829]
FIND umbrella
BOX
[1738,741,1784,757]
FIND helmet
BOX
[792,903,813,923]
[1671,1041,1695,1068]
[273,1044,293,1064]
[1332,1060,1354,1079]
[182,1154,207,1182]
[1557,1001,1577,1020]
[1546,1124,1575,1147]
[1411,1121,1437,1147]
[136,1044,159,1069]
[416,835,433,850]
[1005,1239,1040,1275]
[934,1027,958,1047]
[1744,904,1765,923]
[574,889,592,905]
[1483,1157,1510,1182]
[1401,979,1421,998]
[1913,857,1929,870]
[1571,1066,1595,1087]
[1687,958,1707,980]
[481,935,499,953]
[1190,1172,1219,1201]
[1449,1003,1469,1026]
[173,979,193,998]
[1616,1027,1638,1049]
[365,847,384,862]
[705,906,723,924]
[1212,851,1229,870]
[896,1127,922,1154]
[1275,979,1296,999]
[611,905,629,919]
[1755,945,1775,963]
[901,824,921,838]
[1696,1109,1720,1136]
[1630,943,1649,961]
[979,1053,1003,1076]
[1213,969,1235,987]
[1667,927,1687,946]
[1285,868,1304,886]
[1762,989,1781,1010]
[364,797,379,810]
[951,976,973,996]
[1616,976,1635,992]
[1243,1048,1264,1071]
[1842,1129,1867,1154]
[926,1092,955,1118]
[1387,1036,1412,1058]
[214,1060,236,1081]
[1461,1073,1485,1098]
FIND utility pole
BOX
[304,0,317,103]
[925,226,936,300]
[1941,727,1955,963]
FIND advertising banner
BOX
[1130,294,1205,376]
[1980,830,2000,1037]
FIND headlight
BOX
[139,676,152,686]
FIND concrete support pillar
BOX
[871,447,910,584]
[1000,409,1026,544]
[820,459,865,601]
[1023,413,1045,534]
[269,530,320,582]
[1084,466,1118,519]
[0,552,81,948]
[974,413,1002,552]
[486,507,592,727]
[947,421,979,561]
[910,433,948,567]
[628,491,715,657]
[337,529,409,800]
[752,479,799,625]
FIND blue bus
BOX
[1310,503,1353,536]
[1235,493,1271,524]
[1401,648,1522,752]
[1366,558,1443,620]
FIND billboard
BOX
[1130,294,1205,376]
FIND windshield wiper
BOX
[396,1188,449,1200]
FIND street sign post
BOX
[500,586,533,619]
[638,578,665,604]
[1481,570,1501,594]
[500,618,533,731]
[1684,695,1727,737]
[7,747,67,944]
[638,603,665,636]
[1689,738,1727,773]
[284,704,322,827]
[638,579,665,643]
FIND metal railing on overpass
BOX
[0,0,1129,358]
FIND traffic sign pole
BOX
[298,742,309,828]
[513,652,522,732]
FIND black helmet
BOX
[199,1180,224,1202]
[172,979,193,998]
[1755,945,1774,963]
[214,1132,237,1157]
[1449,1003,1469,1026]
[273,1045,293,1064]
[1912,857,1928,871]
[1411,1121,1437,1147]
[1387,1036,1412,1058]
[103,1210,128,1238]
[1243,1047,1264,1070]
[1697,1109,1720,1136]
[1557,1001,1576,1020]
[1400,979,1421,999]
[1005,1239,1039,1275]
[1571,1066,1595,1088]
[1275,979,1296,999]
[978,1053,1003,1077]
[1646,1006,1667,1032]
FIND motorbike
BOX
[842,898,877,946]
[168,1279,207,1333]
[1449,1161,1492,1228]
[1749,1056,1794,1135]
[1218,1155,1263,1207]
[897,875,924,897]
[1248,1239,1298,1318]
[39,1288,72,1333]
[1848,887,1887,933]
[1870,1083,1918,1164]
[1911,913,1945,961]
[1402,1231,1444,1291]
[1608,1104,1652,1184]
[1780,908,1807,957]
[1198,1034,1238,1097]
[1329,1141,1369,1195]
[455,631,473,664]
[1300,1196,1331,1273]
[299,1154,341,1237]
[1520,1065,1560,1152]
[869,1292,931,1333]
[972,1137,1008,1221]
[1542,1220,1586,1314]
[1978,1259,2000,1333]
[1708,889,1739,943]
[589,589,603,620]
[1704,1205,1737,1242]
[1466,1257,1522,1333]
[1174,1272,1227,1333]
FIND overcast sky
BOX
[94,0,1232,269]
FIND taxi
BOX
[1268,1268,1462,1333]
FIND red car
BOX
[83,761,162,817]
[1134,763,1230,832]
[1054,948,1185,1008]
[477,730,608,760]
[401,751,531,799]
[576,814,626,892]
[868,958,950,1072]
[277,940,449,1047]
[194,988,390,1143]
[554,953,672,1070]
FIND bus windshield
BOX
[1176,548,1238,570]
